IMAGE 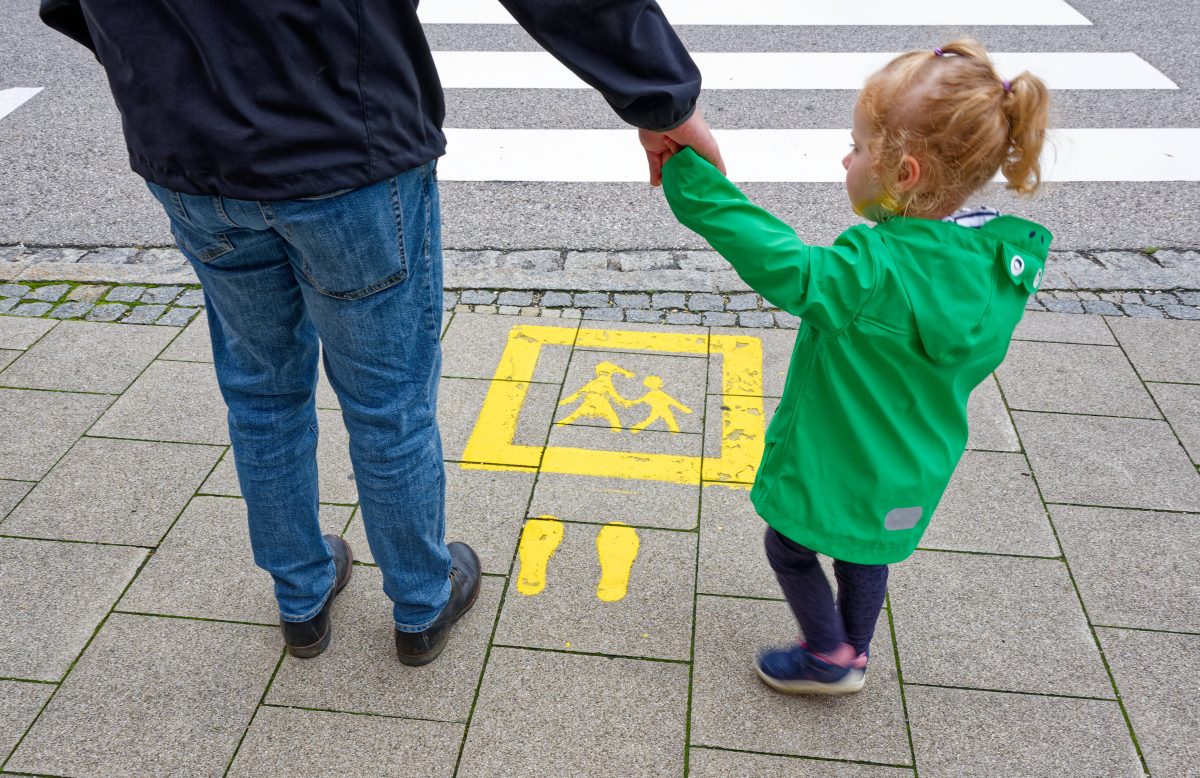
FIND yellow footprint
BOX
[595,522,639,602]
[517,517,564,596]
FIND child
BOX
[661,40,1050,694]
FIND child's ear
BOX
[895,154,922,192]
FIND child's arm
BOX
[662,148,877,332]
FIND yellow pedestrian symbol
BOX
[515,517,640,602]
[630,376,693,434]
[556,361,637,431]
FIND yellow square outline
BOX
[461,325,764,486]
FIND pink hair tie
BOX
[1002,80,1013,93]
[934,48,945,57]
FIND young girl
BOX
[662,40,1050,694]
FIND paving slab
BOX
[159,311,211,362]
[1014,412,1200,513]
[439,377,559,462]
[920,451,1058,557]
[495,520,695,660]
[8,613,278,778]
[905,685,1140,778]
[228,705,462,778]
[441,313,576,383]
[1051,505,1200,633]
[0,681,53,762]
[0,317,55,350]
[0,389,113,480]
[344,465,535,574]
[266,567,502,722]
[200,409,357,505]
[708,326,795,398]
[0,537,146,681]
[0,480,33,521]
[697,483,778,599]
[530,471,701,531]
[4,437,221,545]
[549,416,702,458]
[456,647,688,778]
[556,349,706,434]
[1097,628,1200,778]
[1011,311,1116,345]
[965,376,1019,452]
[888,551,1111,698]
[571,320,708,357]
[690,596,909,765]
[1148,382,1200,464]
[688,749,910,777]
[702,394,778,482]
[995,342,1160,418]
[0,321,174,394]
[119,497,352,625]
[1107,318,1200,383]
[0,350,17,371]
[88,359,229,444]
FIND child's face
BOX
[843,102,886,220]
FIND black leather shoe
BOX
[395,542,481,667]
[281,535,353,659]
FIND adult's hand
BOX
[639,108,725,186]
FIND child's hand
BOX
[638,108,725,187]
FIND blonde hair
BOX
[859,39,1050,215]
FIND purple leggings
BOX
[764,528,889,656]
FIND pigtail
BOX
[1000,73,1049,195]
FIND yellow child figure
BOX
[557,361,637,431]
[630,375,693,433]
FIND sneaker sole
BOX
[756,666,866,695]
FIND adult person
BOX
[40,0,724,665]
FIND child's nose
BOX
[842,153,851,171]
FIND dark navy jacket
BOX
[40,0,701,199]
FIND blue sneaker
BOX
[755,643,866,695]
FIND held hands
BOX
[638,108,726,186]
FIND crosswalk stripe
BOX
[438,128,1200,183]
[0,88,43,122]
[434,52,1176,91]
[419,0,1091,26]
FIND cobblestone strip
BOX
[0,280,202,326]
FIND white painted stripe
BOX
[434,52,1176,91]
[439,128,1200,183]
[0,88,43,122]
[420,0,1091,26]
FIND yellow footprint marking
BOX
[516,517,564,596]
[595,522,640,602]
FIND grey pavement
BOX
[0,309,1197,776]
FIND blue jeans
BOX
[146,162,452,631]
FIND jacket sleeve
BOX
[497,0,700,131]
[40,0,97,53]
[662,148,877,332]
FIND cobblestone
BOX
[666,312,701,325]
[540,292,572,308]
[86,304,129,322]
[498,305,521,315]
[560,308,582,319]
[583,308,624,322]
[497,251,560,272]
[1082,300,1123,316]
[460,290,497,305]
[652,292,686,310]
[25,248,87,264]
[573,292,609,309]
[738,311,775,328]
[175,289,205,308]
[726,293,759,311]
[688,293,724,312]
[66,285,110,302]
[613,251,676,272]
[1121,304,1164,319]
[25,284,70,302]
[1042,297,1085,314]
[563,252,608,271]
[49,302,94,319]
[140,286,183,305]
[624,309,663,324]
[774,311,802,329]
[11,302,52,317]
[156,307,200,327]
[1143,292,1179,306]
[677,251,727,272]
[105,285,146,303]
[474,305,497,315]
[1162,305,1200,320]
[442,292,459,310]
[79,247,138,265]
[0,284,31,298]
[613,293,650,309]
[1178,292,1200,306]
[0,297,19,313]
[702,312,737,327]
[496,291,534,307]
[1025,297,1045,311]
[123,305,167,325]
[519,306,540,317]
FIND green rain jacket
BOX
[662,149,1049,565]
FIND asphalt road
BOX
[1,0,1198,251]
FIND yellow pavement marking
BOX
[595,522,640,602]
[462,326,766,486]
[516,517,564,596]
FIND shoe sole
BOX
[396,578,481,668]
[756,666,866,695]
[285,540,354,660]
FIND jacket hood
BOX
[874,215,1051,363]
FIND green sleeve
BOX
[662,148,877,332]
